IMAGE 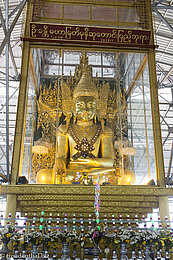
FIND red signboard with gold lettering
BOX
[29,23,151,47]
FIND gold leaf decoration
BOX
[61,80,73,117]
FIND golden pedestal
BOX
[2,185,173,219]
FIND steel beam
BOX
[159,66,173,84]
[0,143,13,163]
[156,64,172,84]
[156,6,173,10]
[157,60,173,67]
[0,0,26,29]
[162,133,170,146]
[0,87,19,112]
[0,167,8,182]
[152,5,173,34]
[0,165,5,175]
[9,46,19,80]
[6,0,9,179]
[160,114,169,127]
[160,104,171,124]
[0,70,16,80]
[0,0,26,56]
[0,141,7,162]
[162,82,173,88]
[126,55,148,98]
[156,32,173,39]
[157,50,173,57]
[156,64,172,83]
[153,0,165,6]
[0,7,19,80]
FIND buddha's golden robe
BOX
[37,123,115,184]
[56,123,115,183]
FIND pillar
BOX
[159,196,170,228]
[5,194,17,224]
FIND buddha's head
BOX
[73,71,98,122]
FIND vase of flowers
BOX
[153,233,162,260]
[0,224,16,260]
[59,230,71,259]
[26,230,43,246]
[0,237,11,260]
[26,231,42,260]
[20,233,29,258]
[12,231,21,253]
[130,230,142,259]
[162,234,173,260]
[21,250,27,259]
[78,232,89,260]
[70,230,79,260]
[42,232,52,257]
[104,231,119,260]
[159,230,173,260]
[88,226,104,260]
[141,230,158,247]
[118,229,131,260]
[104,247,110,259]
[141,230,158,260]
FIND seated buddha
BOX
[37,55,116,184]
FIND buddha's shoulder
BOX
[102,126,113,137]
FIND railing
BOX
[0,213,173,259]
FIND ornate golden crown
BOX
[73,72,99,100]
[73,53,98,100]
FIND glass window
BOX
[20,50,156,186]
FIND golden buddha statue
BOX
[35,53,135,185]
[54,75,115,184]
[36,53,115,184]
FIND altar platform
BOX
[1,185,173,219]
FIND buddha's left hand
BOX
[77,157,114,167]
[77,158,100,167]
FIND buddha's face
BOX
[75,96,96,121]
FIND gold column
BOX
[5,195,17,224]
[159,196,170,228]
[142,72,150,178]
[5,42,30,220]
[148,49,165,187]
[10,41,30,185]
